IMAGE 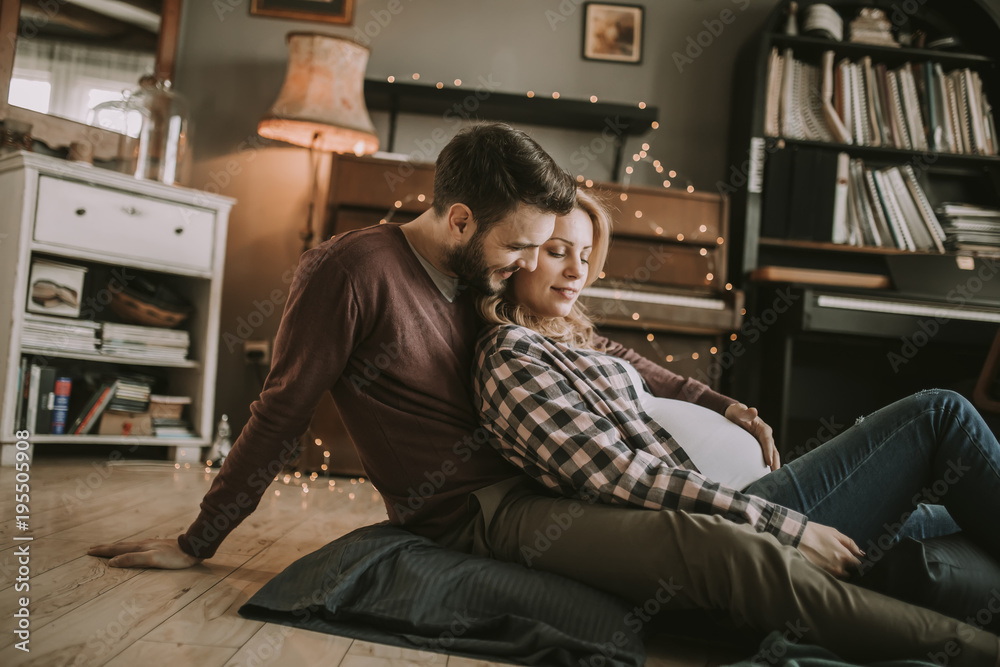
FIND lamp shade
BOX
[258,33,379,155]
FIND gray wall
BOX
[173,0,784,432]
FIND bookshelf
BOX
[0,151,234,464]
[727,0,1000,285]
[724,0,1000,453]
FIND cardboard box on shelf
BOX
[97,410,153,436]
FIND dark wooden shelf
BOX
[363,79,659,179]
[364,80,658,135]
[767,137,1000,171]
[759,237,943,255]
[771,33,996,67]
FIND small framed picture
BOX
[583,3,644,64]
[250,0,355,25]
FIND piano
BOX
[734,280,1000,457]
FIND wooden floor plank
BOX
[221,626,354,667]
[340,639,449,667]
[0,550,141,649]
[103,639,236,667]
[0,553,246,667]
[0,510,210,647]
[142,481,387,649]
[0,461,724,667]
[0,477,184,541]
[0,462,165,515]
[140,538,319,649]
[0,537,92,588]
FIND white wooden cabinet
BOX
[0,151,234,464]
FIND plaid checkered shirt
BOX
[474,324,808,547]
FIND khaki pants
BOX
[435,477,1000,667]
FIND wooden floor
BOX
[1,459,744,667]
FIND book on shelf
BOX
[24,363,41,435]
[14,357,27,432]
[69,380,120,435]
[51,376,72,435]
[764,47,998,156]
[34,365,56,436]
[761,147,955,252]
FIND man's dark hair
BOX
[433,122,576,233]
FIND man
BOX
[90,123,1000,666]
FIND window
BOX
[8,76,51,115]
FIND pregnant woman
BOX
[473,187,1000,633]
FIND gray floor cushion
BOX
[239,522,646,667]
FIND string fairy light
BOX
[364,78,737,366]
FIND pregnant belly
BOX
[640,396,771,491]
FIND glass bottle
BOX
[122,77,193,185]
[205,414,233,468]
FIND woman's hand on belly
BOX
[725,402,780,471]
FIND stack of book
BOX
[21,314,99,354]
[108,376,153,413]
[68,374,155,435]
[937,203,1000,254]
[765,47,998,155]
[152,417,198,439]
[763,148,947,252]
[101,323,190,363]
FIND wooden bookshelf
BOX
[771,33,995,66]
[727,0,1000,283]
[724,0,1000,454]
[760,237,942,255]
[771,137,1000,170]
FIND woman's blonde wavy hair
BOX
[477,187,612,350]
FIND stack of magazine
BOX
[101,323,190,363]
[937,203,1000,254]
[21,314,99,354]
[765,47,998,155]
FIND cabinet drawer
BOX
[33,176,215,272]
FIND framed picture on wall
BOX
[250,0,356,25]
[582,3,644,64]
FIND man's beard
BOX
[444,233,516,296]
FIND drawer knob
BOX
[174,227,184,235]
[122,206,139,216]
[75,208,86,216]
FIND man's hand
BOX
[797,522,864,579]
[87,538,203,569]
[725,402,780,470]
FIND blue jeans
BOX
[743,389,1000,560]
